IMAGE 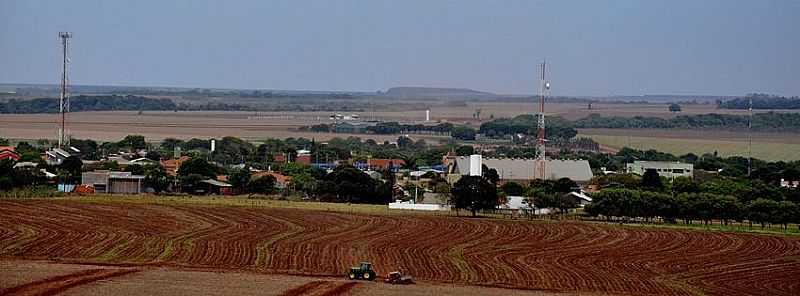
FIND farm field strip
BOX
[581,133,800,161]
[1,200,799,295]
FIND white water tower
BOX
[469,154,482,176]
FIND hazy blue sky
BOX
[1,0,798,96]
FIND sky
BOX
[1,0,798,96]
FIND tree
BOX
[671,176,699,193]
[125,164,145,175]
[553,178,577,193]
[530,191,558,211]
[228,168,251,192]
[247,175,276,196]
[641,169,663,190]
[451,126,476,141]
[775,201,799,230]
[397,136,413,149]
[59,156,83,183]
[119,135,147,150]
[482,165,500,185]
[455,145,474,156]
[746,199,780,228]
[69,139,99,160]
[501,181,526,196]
[451,176,498,217]
[177,158,217,178]
[320,166,381,203]
[145,150,162,161]
[669,103,682,113]
[179,173,205,193]
[144,165,171,192]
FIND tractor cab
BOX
[347,261,376,281]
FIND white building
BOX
[626,161,693,179]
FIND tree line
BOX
[479,115,578,139]
[574,112,800,132]
[585,189,799,230]
[718,93,800,110]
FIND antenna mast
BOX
[58,32,72,149]
[536,61,549,179]
[747,95,753,177]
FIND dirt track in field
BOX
[0,268,139,296]
[1,200,799,295]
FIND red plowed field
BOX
[1,200,799,296]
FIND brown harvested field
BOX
[0,111,451,143]
[2,200,800,295]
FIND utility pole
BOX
[58,32,72,149]
[536,61,550,180]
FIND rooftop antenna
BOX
[535,61,550,179]
[747,95,753,177]
[58,32,72,149]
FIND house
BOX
[563,191,593,207]
[296,150,312,165]
[781,179,799,188]
[45,148,71,165]
[447,156,594,185]
[273,152,286,163]
[0,146,21,162]
[130,158,156,165]
[626,161,693,179]
[199,179,233,195]
[81,170,145,194]
[160,156,190,176]
[355,159,406,171]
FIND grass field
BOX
[582,133,800,161]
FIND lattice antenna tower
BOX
[536,61,550,179]
[58,32,72,149]
[748,95,753,177]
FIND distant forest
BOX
[0,95,179,113]
[719,94,800,109]
[0,95,366,113]
[575,113,800,131]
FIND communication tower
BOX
[58,32,72,148]
[535,61,550,179]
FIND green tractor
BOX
[347,262,376,281]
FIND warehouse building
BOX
[81,170,145,194]
[446,156,594,185]
[626,161,693,179]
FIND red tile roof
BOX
[368,159,405,170]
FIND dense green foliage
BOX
[719,93,800,109]
[479,115,577,139]
[0,95,176,113]
[451,175,498,216]
[0,159,46,190]
[575,112,800,131]
[314,166,391,204]
[584,189,800,229]
[247,175,277,195]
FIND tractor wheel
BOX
[349,273,356,280]
[363,272,371,280]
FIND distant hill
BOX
[385,87,495,98]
